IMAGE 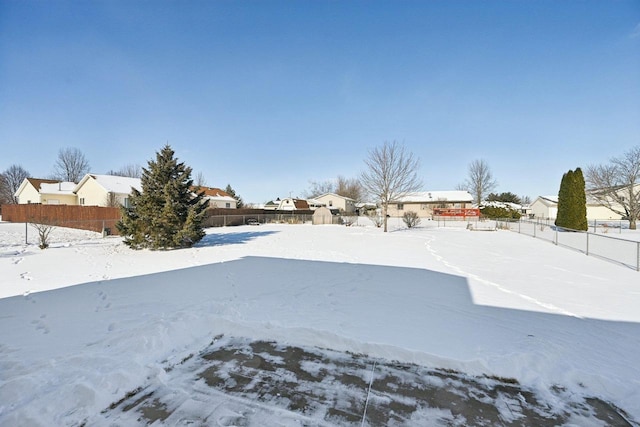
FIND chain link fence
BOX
[203,213,353,227]
[496,219,640,271]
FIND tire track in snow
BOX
[422,234,580,318]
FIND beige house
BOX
[74,174,141,207]
[530,195,624,220]
[39,182,78,205]
[14,178,77,205]
[386,191,474,218]
[197,187,237,209]
[314,193,356,214]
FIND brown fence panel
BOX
[0,204,122,235]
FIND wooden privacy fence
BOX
[1,204,122,235]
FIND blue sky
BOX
[1,1,639,204]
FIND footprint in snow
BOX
[95,291,111,312]
[31,319,50,334]
[12,257,24,265]
[20,272,33,281]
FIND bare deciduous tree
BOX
[54,147,90,183]
[30,221,55,249]
[335,175,363,202]
[586,146,640,230]
[194,171,208,187]
[304,180,336,198]
[0,164,30,204]
[464,159,497,205]
[107,164,141,178]
[305,175,363,202]
[360,141,422,232]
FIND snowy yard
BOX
[1,219,639,425]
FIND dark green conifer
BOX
[572,168,588,231]
[555,168,588,231]
[117,144,207,249]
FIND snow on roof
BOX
[39,181,76,195]
[76,174,141,194]
[395,191,473,203]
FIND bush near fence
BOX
[0,204,122,235]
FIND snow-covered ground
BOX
[1,219,639,425]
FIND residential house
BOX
[530,195,624,220]
[263,198,312,211]
[14,178,76,205]
[278,197,310,211]
[39,182,77,205]
[386,191,475,218]
[197,187,237,209]
[263,200,281,210]
[75,174,141,207]
[314,193,356,214]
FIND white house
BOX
[530,195,624,220]
[39,182,77,205]
[277,197,310,211]
[314,193,356,214]
[387,191,474,218]
[14,178,77,205]
[74,174,142,207]
[198,187,237,209]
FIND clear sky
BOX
[1,0,639,204]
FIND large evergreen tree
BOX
[117,145,207,249]
[555,168,587,231]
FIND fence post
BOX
[555,227,558,245]
[586,231,589,256]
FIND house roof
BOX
[14,178,61,198]
[294,199,310,209]
[75,174,142,194]
[39,181,76,195]
[394,191,473,203]
[316,193,356,202]
[26,178,60,190]
[195,187,233,198]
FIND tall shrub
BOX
[117,144,208,249]
[555,168,587,231]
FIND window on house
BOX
[421,204,429,210]
[225,203,230,208]
[329,200,333,206]
[397,203,404,210]
[80,198,85,205]
[123,198,130,208]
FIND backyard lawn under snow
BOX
[1,218,639,425]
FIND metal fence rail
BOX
[203,213,349,227]
[496,219,640,271]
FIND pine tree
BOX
[572,168,588,231]
[117,144,207,249]
[225,184,244,208]
[555,168,588,231]
[555,170,572,229]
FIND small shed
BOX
[312,207,333,225]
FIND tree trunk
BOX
[629,218,637,230]
[383,204,388,233]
